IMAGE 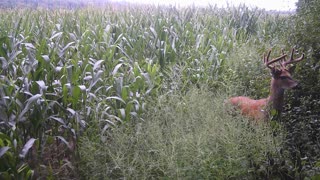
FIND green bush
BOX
[280,0,320,177]
[79,87,281,179]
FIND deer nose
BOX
[285,81,298,89]
[293,81,298,87]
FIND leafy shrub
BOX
[279,0,320,177]
[79,87,281,179]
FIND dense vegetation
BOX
[281,0,320,177]
[0,1,319,179]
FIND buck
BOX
[228,48,305,121]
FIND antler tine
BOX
[263,51,270,65]
[264,49,286,69]
[282,49,287,60]
[280,49,287,68]
[290,48,295,61]
[281,48,305,67]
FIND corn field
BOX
[1,4,310,179]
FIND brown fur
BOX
[229,96,267,120]
[228,48,304,121]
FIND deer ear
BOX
[288,65,296,73]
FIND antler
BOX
[281,48,305,68]
[263,49,287,69]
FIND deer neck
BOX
[267,78,285,113]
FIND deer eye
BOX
[280,76,291,80]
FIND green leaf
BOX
[62,84,69,105]
[106,96,126,104]
[119,108,125,119]
[0,57,8,69]
[67,108,76,116]
[270,109,278,116]
[56,136,72,150]
[133,62,142,76]
[19,138,37,158]
[78,85,86,91]
[9,50,22,62]
[0,36,10,58]
[72,86,81,107]
[41,55,50,63]
[48,116,66,125]
[17,163,30,174]
[36,81,47,91]
[26,169,34,179]
[0,147,10,158]
[150,27,157,38]
[311,174,320,180]
[50,32,63,41]
[114,77,123,96]
[14,17,22,38]
[93,60,104,71]
[112,63,124,76]
[0,132,11,142]
[60,42,75,56]
[121,86,128,101]
[18,94,42,121]
[88,70,103,91]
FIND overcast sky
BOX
[113,0,298,11]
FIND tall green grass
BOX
[79,87,281,179]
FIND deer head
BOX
[264,48,305,90]
[227,48,305,121]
